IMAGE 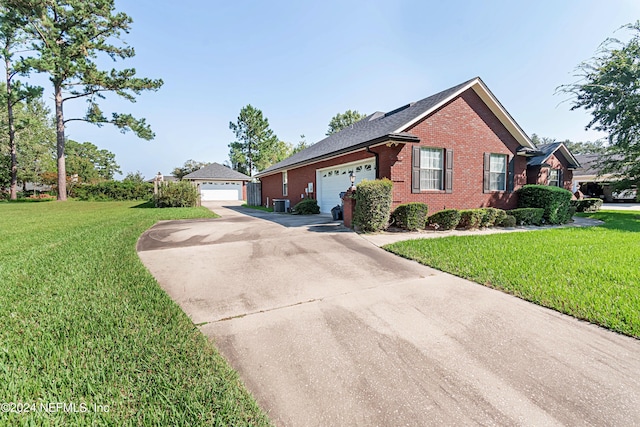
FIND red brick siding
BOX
[527,153,574,190]
[260,88,530,212]
[260,150,376,208]
[392,89,526,212]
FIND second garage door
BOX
[200,182,242,201]
[318,161,376,213]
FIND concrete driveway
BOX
[138,202,640,426]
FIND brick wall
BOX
[260,150,375,208]
[389,89,526,212]
[526,153,574,190]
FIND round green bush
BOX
[427,209,461,230]
[479,207,504,227]
[498,214,517,227]
[293,198,320,215]
[458,209,484,229]
[391,202,429,230]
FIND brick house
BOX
[526,142,580,189]
[255,77,579,214]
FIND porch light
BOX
[349,171,356,190]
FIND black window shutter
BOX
[412,145,421,193]
[483,152,491,193]
[445,149,453,193]
[507,155,515,192]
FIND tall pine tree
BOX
[10,0,163,200]
[228,105,281,176]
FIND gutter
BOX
[366,146,380,179]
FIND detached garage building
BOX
[183,162,251,201]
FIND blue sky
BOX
[46,0,640,179]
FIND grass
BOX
[0,201,271,426]
[384,210,640,338]
[241,203,273,212]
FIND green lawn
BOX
[384,210,640,338]
[0,201,270,426]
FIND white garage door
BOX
[200,181,242,201]
[318,161,376,213]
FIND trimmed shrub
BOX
[156,181,198,207]
[494,208,508,226]
[293,198,320,215]
[508,208,544,225]
[352,178,393,232]
[391,202,429,230]
[458,209,484,229]
[427,209,461,230]
[571,198,603,213]
[498,214,517,227]
[517,184,573,224]
[73,181,153,201]
[479,207,504,228]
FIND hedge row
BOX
[155,181,198,207]
[348,180,579,232]
[72,181,153,201]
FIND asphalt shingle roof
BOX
[527,143,581,169]
[183,162,251,180]
[573,154,601,176]
[527,142,563,167]
[256,77,479,177]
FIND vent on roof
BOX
[369,111,385,121]
[384,103,413,118]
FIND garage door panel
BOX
[200,182,242,201]
[318,162,375,213]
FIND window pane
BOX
[419,148,444,190]
[490,155,506,173]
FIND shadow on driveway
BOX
[222,204,350,232]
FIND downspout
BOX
[366,146,379,179]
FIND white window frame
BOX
[489,154,507,191]
[419,147,444,191]
[548,169,560,187]
[282,171,288,196]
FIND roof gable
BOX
[395,78,535,150]
[256,77,535,177]
[527,143,581,169]
[183,162,251,180]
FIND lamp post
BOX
[349,171,356,190]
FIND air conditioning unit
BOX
[273,199,290,213]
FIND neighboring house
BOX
[526,142,580,189]
[256,77,579,214]
[572,154,636,201]
[183,162,251,201]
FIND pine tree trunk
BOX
[55,85,67,201]
[6,55,17,200]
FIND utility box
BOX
[273,199,290,213]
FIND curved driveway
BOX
[138,202,640,426]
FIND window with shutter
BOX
[484,153,507,191]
